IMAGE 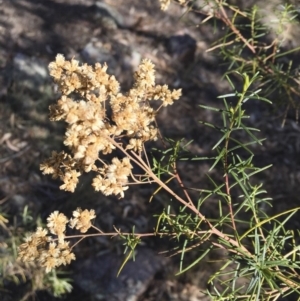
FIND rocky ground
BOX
[0,0,300,300]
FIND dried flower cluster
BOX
[159,0,187,10]
[160,0,171,10]
[18,208,96,272]
[41,54,181,197]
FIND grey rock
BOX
[166,34,197,64]
[90,2,125,30]
[81,39,117,70]
[12,53,50,92]
[73,248,166,301]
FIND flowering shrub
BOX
[16,1,300,300]
[18,55,181,273]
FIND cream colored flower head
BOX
[159,0,171,10]
[47,211,68,242]
[92,157,132,198]
[159,0,187,10]
[69,208,96,233]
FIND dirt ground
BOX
[0,0,300,300]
